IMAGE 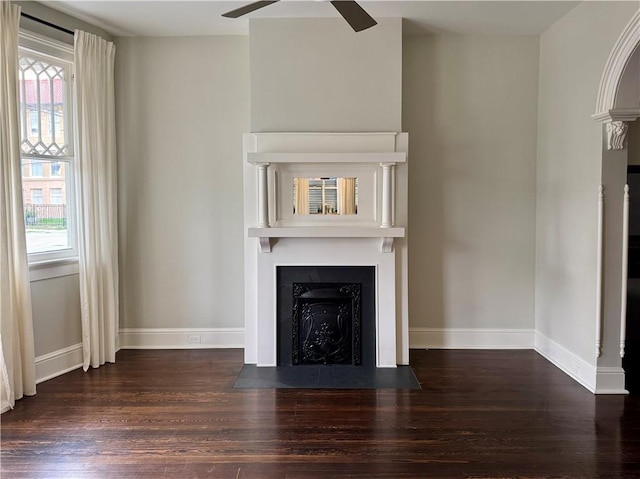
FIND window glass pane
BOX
[51,161,62,176]
[30,159,43,176]
[50,188,63,204]
[29,109,38,134]
[18,55,68,157]
[22,158,70,254]
[31,188,43,204]
[309,187,322,214]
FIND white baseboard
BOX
[119,328,244,349]
[35,343,83,384]
[534,333,627,394]
[409,328,534,349]
[534,332,597,393]
[30,329,627,396]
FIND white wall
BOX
[402,34,539,337]
[249,18,402,132]
[30,273,82,356]
[115,36,250,334]
[536,2,639,368]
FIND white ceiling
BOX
[45,0,581,37]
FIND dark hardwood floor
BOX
[2,349,640,478]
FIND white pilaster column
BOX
[381,163,394,228]
[620,184,630,358]
[596,185,604,358]
[257,163,270,228]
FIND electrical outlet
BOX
[188,335,202,344]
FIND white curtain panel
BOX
[74,30,119,371]
[0,1,37,413]
[294,177,310,215]
[338,177,357,215]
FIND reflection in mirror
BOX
[293,177,358,215]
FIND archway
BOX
[593,9,639,393]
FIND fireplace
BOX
[277,266,375,367]
[243,132,409,368]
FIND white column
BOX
[620,184,630,358]
[257,163,270,228]
[380,163,394,228]
[596,185,604,358]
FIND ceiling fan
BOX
[222,1,377,32]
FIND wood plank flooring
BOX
[2,349,640,478]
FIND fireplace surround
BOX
[243,132,409,368]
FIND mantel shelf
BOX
[247,152,406,164]
[248,226,405,253]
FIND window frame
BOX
[18,30,77,266]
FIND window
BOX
[31,188,44,204]
[309,178,338,215]
[30,160,43,176]
[50,188,63,204]
[51,161,62,176]
[19,32,76,262]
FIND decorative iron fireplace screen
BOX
[292,283,361,365]
[277,266,375,367]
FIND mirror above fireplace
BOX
[293,177,358,216]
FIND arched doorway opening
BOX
[593,10,640,393]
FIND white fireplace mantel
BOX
[242,132,409,368]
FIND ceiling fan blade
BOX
[222,1,280,19]
[330,1,377,32]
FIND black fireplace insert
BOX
[277,266,376,367]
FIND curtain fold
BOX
[0,1,37,413]
[74,30,119,371]
[294,177,309,215]
[338,177,357,215]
